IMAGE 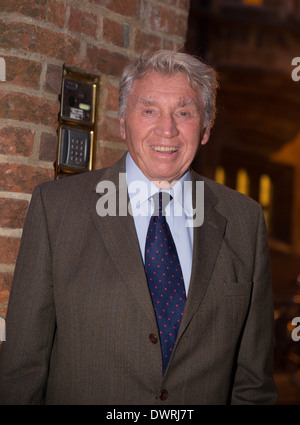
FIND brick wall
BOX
[0,0,191,321]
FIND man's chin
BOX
[147,171,183,189]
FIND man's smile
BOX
[150,145,179,152]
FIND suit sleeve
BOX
[230,204,278,404]
[0,185,56,404]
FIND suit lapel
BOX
[88,158,227,337]
[88,157,158,326]
[178,174,227,337]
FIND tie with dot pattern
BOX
[145,191,186,374]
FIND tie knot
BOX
[152,191,172,217]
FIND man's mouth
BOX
[150,146,178,152]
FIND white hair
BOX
[119,50,219,129]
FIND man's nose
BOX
[154,114,179,138]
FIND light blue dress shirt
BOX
[125,153,193,295]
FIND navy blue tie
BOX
[145,191,186,374]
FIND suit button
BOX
[149,333,158,344]
[159,389,168,401]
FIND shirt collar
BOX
[125,152,193,217]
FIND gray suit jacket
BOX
[0,155,277,404]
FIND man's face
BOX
[120,71,210,187]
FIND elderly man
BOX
[0,50,277,404]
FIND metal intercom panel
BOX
[55,67,99,178]
[57,125,94,173]
[60,77,97,125]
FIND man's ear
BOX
[200,127,210,146]
[119,118,126,140]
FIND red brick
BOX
[44,64,63,95]
[150,4,169,33]
[0,198,29,229]
[39,132,57,162]
[1,0,47,20]
[0,91,59,127]
[98,116,124,143]
[134,29,161,53]
[0,163,53,194]
[175,14,189,38]
[68,7,98,37]
[4,56,42,89]
[103,18,125,48]
[0,20,80,65]
[0,284,10,319]
[34,26,80,65]
[0,237,20,265]
[0,273,12,292]
[91,0,140,19]
[0,126,34,157]
[0,20,32,51]
[0,275,12,293]
[81,46,129,76]
[105,82,119,112]
[150,4,188,38]
[47,0,66,28]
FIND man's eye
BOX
[143,109,158,117]
[176,110,197,118]
[176,110,190,118]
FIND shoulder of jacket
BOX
[192,170,261,213]
[36,154,126,197]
